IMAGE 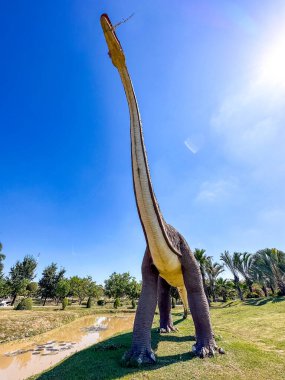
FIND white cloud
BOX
[184,138,199,154]
[196,178,238,203]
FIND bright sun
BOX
[258,34,285,87]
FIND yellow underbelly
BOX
[149,243,184,288]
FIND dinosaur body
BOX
[100,14,223,365]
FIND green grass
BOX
[30,297,285,380]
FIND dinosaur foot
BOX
[158,325,178,333]
[192,340,225,358]
[121,348,156,367]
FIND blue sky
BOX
[1,1,285,284]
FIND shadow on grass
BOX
[244,296,285,306]
[36,328,196,380]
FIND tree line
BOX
[1,242,284,309]
[0,243,141,308]
[194,247,285,304]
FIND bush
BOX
[246,292,260,299]
[97,299,105,306]
[15,298,33,310]
[87,297,93,308]
[62,297,68,310]
[114,298,120,309]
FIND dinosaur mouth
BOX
[100,14,125,67]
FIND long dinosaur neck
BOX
[100,14,181,257]
[118,66,168,250]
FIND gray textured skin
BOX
[100,14,223,366]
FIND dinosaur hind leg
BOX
[157,276,178,333]
[121,247,158,367]
[180,238,224,357]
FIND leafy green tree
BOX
[220,251,244,300]
[126,278,141,306]
[0,278,10,298]
[39,263,65,305]
[55,279,70,303]
[104,272,132,299]
[0,242,5,277]
[69,276,87,305]
[26,282,38,297]
[8,255,37,305]
[0,244,9,298]
[84,277,103,308]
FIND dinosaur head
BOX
[100,14,126,69]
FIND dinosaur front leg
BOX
[180,242,224,357]
[122,248,158,367]
[158,276,178,333]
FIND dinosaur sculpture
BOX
[100,14,223,365]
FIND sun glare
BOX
[257,34,285,87]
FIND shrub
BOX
[87,297,93,308]
[97,299,105,306]
[15,298,33,310]
[114,298,120,309]
[62,297,68,310]
[246,292,260,299]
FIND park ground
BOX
[13,296,285,380]
[0,302,135,343]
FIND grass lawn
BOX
[0,303,135,343]
[29,297,285,380]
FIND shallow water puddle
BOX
[0,315,134,380]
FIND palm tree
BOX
[216,278,236,302]
[194,248,210,304]
[205,258,224,302]
[251,248,285,296]
[220,251,244,300]
[235,252,254,293]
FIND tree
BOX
[55,279,70,303]
[205,258,224,302]
[39,263,65,305]
[235,252,254,293]
[0,242,5,277]
[126,278,141,308]
[7,255,37,305]
[70,276,87,305]
[220,251,244,301]
[84,277,103,308]
[170,287,180,304]
[26,282,38,297]
[194,249,210,304]
[0,244,9,298]
[104,272,133,304]
[216,278,236,302]
[251,248,285,296]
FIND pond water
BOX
[0,314,134,380]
